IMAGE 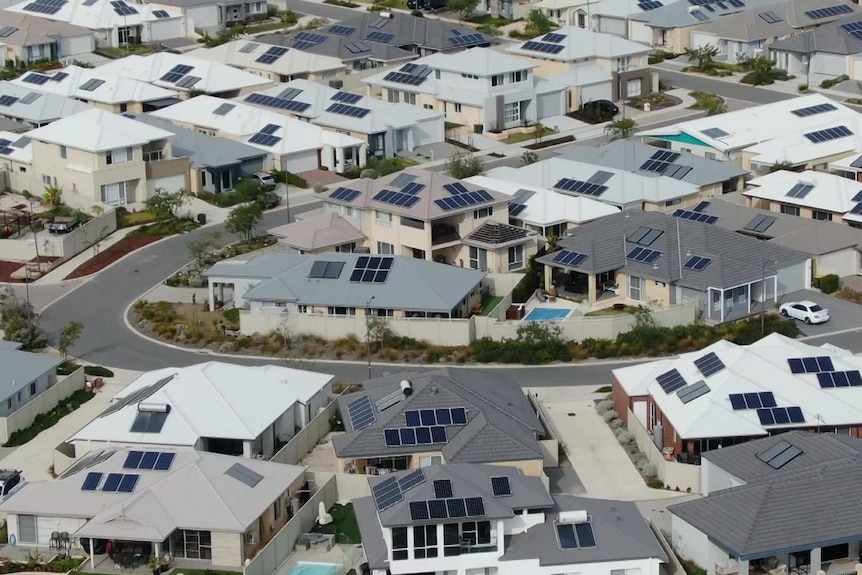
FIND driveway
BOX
[781,289,862,337]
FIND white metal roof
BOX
[5,0,182,31]
[188,40,346,77]
[746,113,862,166]
[27,107,174,151]
[613,333,862,439]
[9,65,177,105]
[743,169,862,215]
[506,26,651,61]
[70,361,334,445]
[98,53,273,95]
[419,46,537,76]
[0,131,31,163]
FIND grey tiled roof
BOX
[630,0,795,28]
[501,495,668,565]
[0,348,61,401]
[702,431,862,483]
[255,32,415,63]
[333,368,544,463]
[555,140,748,187]
[354,496,389,570]
[322,12,492,52]
[770,13,862,54]
[537,210,809,291]
[463,221,532,248]
[669,455,862,558]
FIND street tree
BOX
[447,151,484,178]
[144,188,187,220]
[226,203,263,241]
[57,320,83,358]
[683,44,719,72]
[0,288,46,350]
[525,10,553,36]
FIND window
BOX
[413,525,438,559]
[388,90,400,103]
[491,74,504,86]
[629,275,642,300]
[392,527,408,561]
[473,206,493,219]
[377,241,394,255]
[404,92,416,105]
[435,69,441,79]
[704,152,717,160]
[461,73,478,79]
[6,398,10,410]
[17,516,36,543]
[665,198,681,207]
[822,544,849,562]
[545,223,566,238]
[510,70,526,82]
[29,382,35,397]
[42,174,51,186]
[781,204,799,216]
[375,210,392,228]
[423,103,433,110]
[59,145,66,159]
[616,56,631,72]
[335,243,356,253]
[454,103,462,113]
[508,244,524,270]
[812,210,832,221]
[16,391,21,403]
[443,524,460,556]
[100,182,128,206]
[106,147,131,165]
[273,496,282,520]
[461,520,491,546]
[401,216,425,229]
[626,78,641,98]
[118,26,131,45]
[504,101,521,124]
[469,246,487,270]
[327,307,356,315]
[681,147,692,153]
[336,205,354,217]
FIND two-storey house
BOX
[26,108,188,209]
[507,26,653,103]
[364,48,567,133]
[0,14,94,64]
[146,0,268,31]
[0,80,90,128]
[356,464,668,575]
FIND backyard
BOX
[311,503,361,544]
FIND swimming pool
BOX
[523,307,572,322]
[284,562,341,575]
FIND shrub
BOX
[595,399,614,414]
[819,273,840,294]
[798,84,808,93]
[641,463,657,477]
[222,308,240,324]
[647,477,664,489]
[821,75,849,89]
[57,361,79,376]
[616,430,634,444]
[84,365,114,377]
[609,418,623,430]
[602,410,618,422]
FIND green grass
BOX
[311,503,361,544]
[117,209,160,228]
[478,296,503,316]
[468,14,513,25]
[4,389,95,447]
[501,132,538,144]
[95,45,153,59]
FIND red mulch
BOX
[0,261,25,282]
[64,234,164,280]
[29,255,61,264]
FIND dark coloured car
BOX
[581,99,619,118]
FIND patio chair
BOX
[60,532,70,551]
[49,532,60,550]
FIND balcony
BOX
[431,225,460,245]
[143,150,164,163]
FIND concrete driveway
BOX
[780,289,862,337]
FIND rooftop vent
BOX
[400,379,413,397]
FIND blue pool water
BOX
[285,563,340,575]
[523,307,572,322]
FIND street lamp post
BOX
[365,296,375,380]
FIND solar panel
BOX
[244,93,312,113]
[520,40,565,54]
[767,444,803,468]
[329,25,356,35]
[694,351,725,377]
[0,26,17,38]
[292,40,316,51]
[435,408,452,425]
[239,42,259,53]
[683,255,713,271]
[22,73,50,85]
[366,31,395,42]
[791,103,837,117]
[349,256,393,283]
[79,78,105,91]
[372,476,402,510]
[225,462,263,487]
[575,522,596,547]
[628,226,664,246]
[786,183,814,198]
[154,452,175,471]
[175,76,201,89]
[410,501,430,521]
[332,91,362,104]
[329,187,362,202]
[0,96,19,107]
[551,250,589,267]
[673,210,719,224]
[626,247,662,263]
[420,409,436,426]
[325,103,371,118]
[213,103,235,116]
[806,5,852,19]
[447,498,466,517]
[491,476,511,496]
[656,369,687,393]
[102,473,123,492]
[130,411,168,433]
[552,178,608,196]
[637,0,663,8]
[123,451,145,469]
[804,125,853,143]
[434,479,453,498]
[758,406,804,426]
[678,380,711,404]
[81,472,103,491]
[428,499,448,519]
[465,497,485,516]
[817,370,862,387]
[296,31,327,44]
[347,395,376,429]
[743,214,776,233]
[787,356,833,373]
[728,391,775,409]
[248,133,282,147]
[405,410,421,427]
[118,474,139,493]
[758,10,782,23]
[401,182,425,195]
[383,71,426,85]
[557,522,597,548]
[509,203,527,217]
[398,469,426,492]
[416,427,432,444]
[542,32,566,42]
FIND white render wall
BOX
[816,248,858,278]
[671,515,731,575]
[500,556,663,575]
[701,458,746,496]
[7,513,87,546]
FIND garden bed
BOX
[445,138,479,152]
[4,389,95,446]
[64,234,165,280]
[627,92,681,111]
[0,261,26,283]
[524,135,576,150]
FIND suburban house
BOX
[355,463,668,575]
[268,210,367,254]
[533,0,658,42]
[0,340,64,444]
[698,196,862,277]
[638,94,858,166]
[204,252,487,321]
[4,0,185,48]
[483,0,538,20]
[363,48,567,133]
[0,131,33,192]
[463,175,620,240]
[506,27,653,103]
[306,168,534,271]
[690,0,861,64]
[335,369,546,475]
[65,361,333,462]
[0,447,306,568]
[629,0,797,51]
[144,0,268,32]
[255,30,416,70]
[150,95,365,174]
[24,107,188,209]
[611,333,862,468]
[188,40,347,83]
[0,14,94,64]
[768,14,862,84]
[98,53,273,98]
[743,169,862,226]
[556,140,749,196]
[484,157,705,211]
[10,65,181,114]
[537,210,810,317]
[239,80,444,161]
[0,80,90,128]
[668,432,862,575]
[121,112,269,195]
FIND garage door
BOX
[281,150,318,174]
[537,92,563,120]
[581,82,613,106]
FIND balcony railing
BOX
[143,150,164,163]
[431,226,460,245]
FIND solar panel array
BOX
[101,375,174,417]
[673,209,718,224]
[556,522,596,549]
[213,102,235,116]
[744,214,776,233]
[729,391,776,410]
[326,103,371,118]
[101,472,140,493]
[521,41,565,54]
[255,46,289,64]
[347,395,376,429]
[683,255,712,271]
[367,31,395,42]
[756,440,802,469]
[542,32,566,42]
[374,188,421,208]
[331,91,362,104]
[110,0,138,15]
[225,462,263,487]
[806,4,852,19]
[153,9,170,17]
[404,407,467,427]
[553,178,608,196]
[757,406,805,425]
[130,410,169,433]
[329,25,356,35]
[307,260,344,279]
[491,476,511,496]
[627,247,662,263]
[817,370,862,387]
[159,64,193,83]
[349,255,393,283]
[629,227,664,246]
[657,369,687,393]
[51,71,68,82]
[758,10,781,23]
[244,93,311,113]
[509,202,527,217]
[0,96,18,107]
[640,150,681,173]
[329,186,362,202]
[22,0,66,15]
[372,469,427,511]
[841,21,862,39]
[849,202,862,215]
[80,78,105,91]
[678,380,710,404]
[0,138,13,155]
[22,73,50,85]
[787,356,834,373]
[449,33,485,46]
[637,0,663,8]
[123,450,176,471]
[383,71,427,85]
[435,184,494,211]
[0,26,17,38]
[694,351,725,377]
[248,127,282,147]
[176,76,201,89]
[786,183,813,198]
[804,125,853,143]
[345,41,371,53]
[551,250,589,267]
[790,102,837,117]
[19,92,40,105]
[409,496,485,521]
[384,426,447,446]
[701,127,730,138]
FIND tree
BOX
[604,118,638,140]
[446,0,479,21]
[683,44,719,72]
[446,151,484,178]
[144,188,187,221]
[521,150,539,166]
[0,288,46,350]
[525,9,553,36]
[42,185,62,209]
[57,320,83,358]
[233,177,266,202]
[477,24,501,37]
[226,203,263,241]
[769,161,795,173]
[187,231,223,269]
[738,55,785,86]
[532,123,551,144]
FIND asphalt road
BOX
[655,69,798,105]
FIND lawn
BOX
[96,45,153,59]
[117,209,160,228]
[478,296,503,315]
[468,14,513,25]
[501,132,538,144]
[311,503,361,544]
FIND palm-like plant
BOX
[42,185,62,209]
[683,44,719,72]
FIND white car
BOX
[780,300,830,324]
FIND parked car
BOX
[581,99,619,119]
[780,300,830,324]
[252,172,276,189]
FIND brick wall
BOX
[612,378,631,425]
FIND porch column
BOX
[154,542,161,560]
[720,289,725,323]
[738,559,749,575]
[208,281,216,309]
[90,538,95,569]
[810,547,822,574]
[773,275,778,307]
[218,283,225,303]
[544,265,552,291]
[587,274,597,304]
